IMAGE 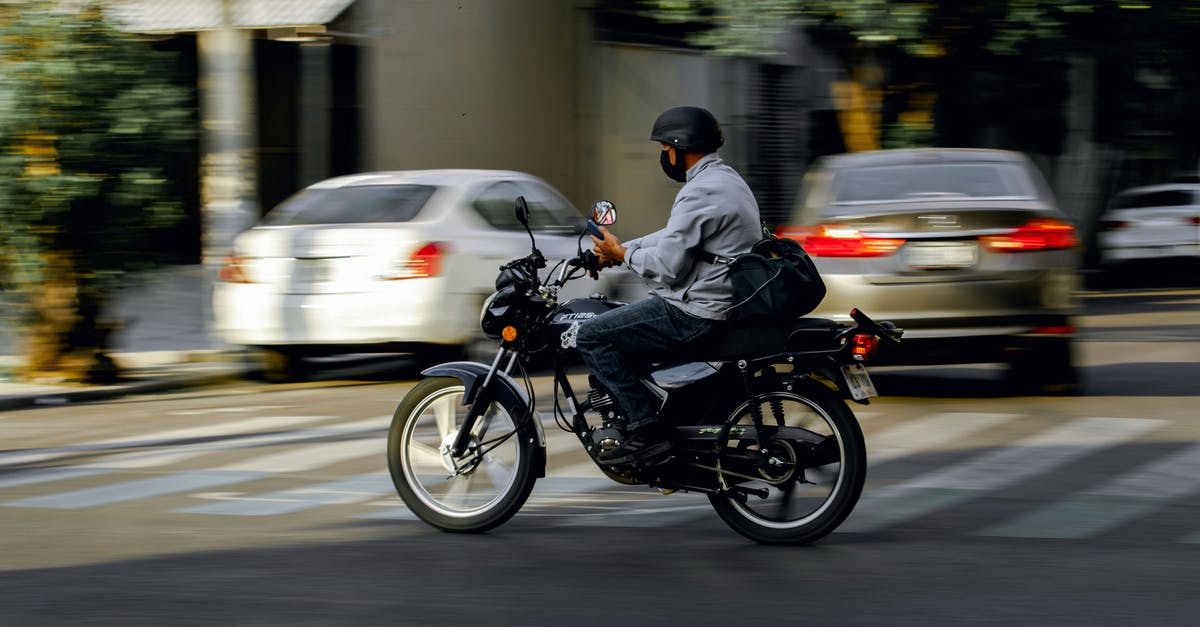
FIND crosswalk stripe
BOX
[867,412,1014,465]
[0,416,389,492]
[178,473,392,516]
[976,441,1200,539]
[217,438,381,473]
[4,470,268,509]
[838,417,1163,534]
[0,415,337,468]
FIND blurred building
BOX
[102,1,1199,265]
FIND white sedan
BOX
[1096,182,1200,267]
[213,170,622,379]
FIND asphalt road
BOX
[1,287,1198,626]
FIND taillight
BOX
[389,242,445,279]
[851,334,879,361]
[1188,216,1200,226]
[980,218,1078,252]
[218,254,253,283]
[777,224,905,257]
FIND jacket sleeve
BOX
[625,187,722,288]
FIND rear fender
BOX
[806,361,872,406]
[421,361,547,476]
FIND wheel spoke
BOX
[442,473,476,508]
[775,476,799,520]
[480,454,513,489]
[407,441,443,469]
[433,395,457,439]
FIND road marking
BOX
[2,430,388,510]
[839,417,1163,534]
[4,470,269,509]
[867,412,1014,465]
[0,415,336,468]
[977,440,1200,539]
[178,473,391,516]
[0,416,389,492]
[217,438,382,473]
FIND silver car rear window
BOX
[260,184,437,225]
[831,163,1037,204]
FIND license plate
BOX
[294,259,330,284]
[904,242,978,269]
[841,363,878,400]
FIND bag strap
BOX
[697,250,736,265]
[698,221,774,266]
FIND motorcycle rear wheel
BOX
[387,377,537,533]
[707,380,866,545]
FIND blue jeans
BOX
[576,297,723,429]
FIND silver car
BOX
[778,148,1082,393]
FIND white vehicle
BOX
[1096,182,1200,267]
[213,170,622,379]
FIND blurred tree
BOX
[0,1,193,383]
[648,1,1200,161]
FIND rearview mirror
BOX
[514,196,530,226]
[591,200,617,226]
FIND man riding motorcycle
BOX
[578,105,763,464]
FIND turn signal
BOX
[851,334,879,361]
[502,326,518,342]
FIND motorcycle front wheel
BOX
[707,380,866,545]
[387,376,538,533]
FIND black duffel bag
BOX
[703,234,826,322]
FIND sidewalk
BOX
[0,265,250,411]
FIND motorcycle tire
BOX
[707,379,866,545]
[387,376,538,533]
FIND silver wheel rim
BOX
[399,385,522,518]
[725,392,846,530]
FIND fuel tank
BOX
[545,296,622,354]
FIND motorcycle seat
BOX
[679,317,842,362]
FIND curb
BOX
[0,355,253,412]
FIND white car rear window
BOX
[1111,189,1197,209]
[261,184,437,225]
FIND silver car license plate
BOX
[841,363,877,400]
[904,242,978,269]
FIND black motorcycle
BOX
[386,197,902,545]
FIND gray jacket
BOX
[623,153,762,320]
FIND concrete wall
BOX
[362,0,751,239]
[576,43,743,239]
[363,0,582,201]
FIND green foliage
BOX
[0,1,194,293]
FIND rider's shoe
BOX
[597,423,674,465]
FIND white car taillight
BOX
[218,254,254,283]
[387,242,446,280]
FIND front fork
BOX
[449,346,519,457]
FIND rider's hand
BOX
[591,226,626,266]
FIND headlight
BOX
[479,287,514,338]
[479,291,499,327]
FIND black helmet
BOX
[649,106,724,152]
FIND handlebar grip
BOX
[584,220,604,239]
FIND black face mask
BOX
[660,149,688,182]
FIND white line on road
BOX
[977,440,1200,539]
[839,417,1163,534]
